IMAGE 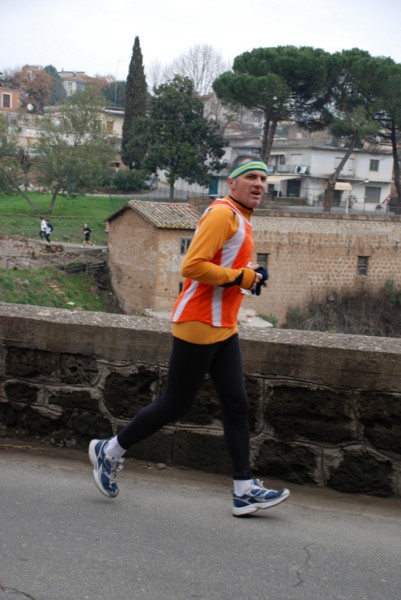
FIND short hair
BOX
[229,154,263,173]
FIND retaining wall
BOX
[0,302,400,497]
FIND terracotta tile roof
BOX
[126,199,200,229]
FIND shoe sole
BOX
[88,440,118,499]
[233,490,290,517]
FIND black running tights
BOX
[117,334,251,479]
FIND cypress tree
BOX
[44,65,66,105]
[121,36,148,169]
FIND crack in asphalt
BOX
[0,581,36,599]
[294,544,312,587]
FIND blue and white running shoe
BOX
[88,439,124,498]
[233,479,290,516]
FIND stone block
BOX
[63,409,112,440]
[5,381,38,404]
[172,429,231,474]
[6,347,57,378]
[127,429,173,464]
[0,403,19,427]
[48,390,95,410]
[254,439,317,484]
[58,354,98,385]
[104,367,159,419]
[6,404,62,436]
[266,386,358,444]
[359,392,401,455]
[327,450,393,496]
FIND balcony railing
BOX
[270,165,310,174]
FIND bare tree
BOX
[167,44,231,96]
[146,60,170,92]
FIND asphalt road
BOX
[1,441,401,600]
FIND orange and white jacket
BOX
[171,196,257,340]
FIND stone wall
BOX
[0,302,401,497]
[107,206,401,326]
[0,237,107,270]
[251,210,401,325]
[107,210,187,313]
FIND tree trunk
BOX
[324,181,336,213]
[323,135,358,213]
[264,118,279,163]
[390,123,401,201]
[169,182,175,200]
[5,171,40,214]
[47,186,60,214]
[260,110,272,162]
[15,187,40,214]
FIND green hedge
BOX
[112,170,148,191]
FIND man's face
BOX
[228,169,267,209]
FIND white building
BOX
[209,123,393,213]
[266,141,393,211]
[58,71,91,97]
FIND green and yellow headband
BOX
[229,160,269,179]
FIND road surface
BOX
[1,440,400,600]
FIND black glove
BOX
[251,267,269,296]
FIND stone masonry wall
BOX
[0,237,107,270]
[0,302,401,497]
[251,211,401,325]
[107,211,187,313]
[106,207,401,327]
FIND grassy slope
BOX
[0,192,128,245]
[0,191,128,312]
[0,266,121,312]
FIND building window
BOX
[1,93,11,108]
[180,238,191,255]
[357,256,369,276]
[369,159,379,172]
[256,253,269,270]
[106,120,114,133]
[365,186,381,203]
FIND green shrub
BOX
[259,313,278,327]
[112,169,148,191]
[283,282,401,337]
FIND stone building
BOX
[251,210,401,324]
[107,200,200,314]
[0,85,20,111]
[107,200,401,325]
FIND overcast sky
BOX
[2,0,401,80]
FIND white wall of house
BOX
[262,144,393,211]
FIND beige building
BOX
[251,211,401,324]
[58,70,91,96]
[0,86,20,111]
[107,200,401,326]
[107,200,199,314]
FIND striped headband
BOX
[229,160,269,179]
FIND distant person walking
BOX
[39,217,47,240]
[44,221,53,244]
[89,154,290,517]
[82,224,93,246]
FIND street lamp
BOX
[346,179,369,214]
[114,60,124,108]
